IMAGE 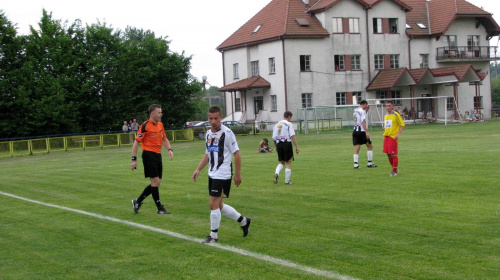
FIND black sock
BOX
[151,187,162,208]
[137,185,152,204]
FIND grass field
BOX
[1,120,499,280]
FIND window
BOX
[300,55,311,71]
[391,90,402,105]
[373,18,383,34]
[353,91,362,104]
[447,97,455,110]
[271,95,277,111]
[416,23,427,29]
[334,55,345,70]
[420,54,429,68]
[473,96,483,109]
[302,93,312,108]
[251,61,259,77]
[336,92,346,105]
[376,91,386,100]
[351,55,361,70]
[349,18,359,33]
[332,17,343,33]
[444,35,457,49]
[374,54,384,70]
[467,35,480,51]
[253,24,262,34]
[390,54,399,69]
[233,63,239,79]
[269,57,276,74]
[235,98,241,112]
[389,18,398,33]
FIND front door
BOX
[254,96,263,119]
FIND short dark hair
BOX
[284,111,293,118]
[208,106,222,115]
[386,100,394,105]
[360,100,368,105]
[148,104,161,115]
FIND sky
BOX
[1,0,499,87]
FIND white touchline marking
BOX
[0,191,361,280]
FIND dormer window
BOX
[416,23,427,29]
[253,24,262,34]
[406,24,412,29]
[296,18,309,26]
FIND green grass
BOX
[1,121,499,280]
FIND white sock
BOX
[275,164,284,175]
[353,154,359,164]
[285,168,291,182]
[221,204,241,222]
[210,209,221,238]
[367,151,373,162]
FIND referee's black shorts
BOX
[142,151,163,179]
[276,141,294,162]
[352,131,370,146]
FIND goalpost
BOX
[366,96,454,127]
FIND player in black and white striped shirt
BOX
[353,100,377,168]
[192,106,251,243]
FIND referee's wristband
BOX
[131,156,137,161]
[168,148,173,151]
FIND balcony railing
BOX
[436,46,499,62]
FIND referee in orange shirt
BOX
[130,104,174,214]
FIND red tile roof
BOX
[367,64,482,90]
[218,76,271,91]
[307,0,411,13]
[366,68,416,90]
[217,0,330,52]
[404,0,500,38]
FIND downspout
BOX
[408,36,413,69]
[221,51,227,115]
[365,8,372,82]
[282,38,289,111]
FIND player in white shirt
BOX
[352,100,377,168]
[272,111,300,184]
[192,106,251,243]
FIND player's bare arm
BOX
[192,154,209,182]
[130,140,139,170]
[233,150,242,186]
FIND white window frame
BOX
[269,57,276,74]
[271,95,277,111]
[334,55,345,70]
[421,54,429,68]
[336,92,346,105]
[302,93,312,108]
[233,63,239,79]
[349,18,359,33]
[390,54,399,69]
[374,54,384,70]
[300,55,311,71]
[332,17,343,33]
[251,61,259,77]
[351,55,361,70]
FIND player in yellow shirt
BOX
[383,101,405,177]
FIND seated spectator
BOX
[402,106,409,120]
[257,138,273,153]
[122,121,129,132]
[426,111,436,123]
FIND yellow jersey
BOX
[383,111,405,139]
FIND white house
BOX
[217,0,500,124]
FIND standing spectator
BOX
[122,121,129,133]
[192,106,251,243]
[272,111,299,184]
[131,118,139,132]
[130,104,174,214]
[383,101,405,177]
[353,100,377,168]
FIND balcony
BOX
[436,46,499,62]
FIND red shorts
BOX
[383,136,398,155]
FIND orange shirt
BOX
[135,118,166,154]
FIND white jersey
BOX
[204,125,239,180]
[272,120,295,143]
[353,107,366,132]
